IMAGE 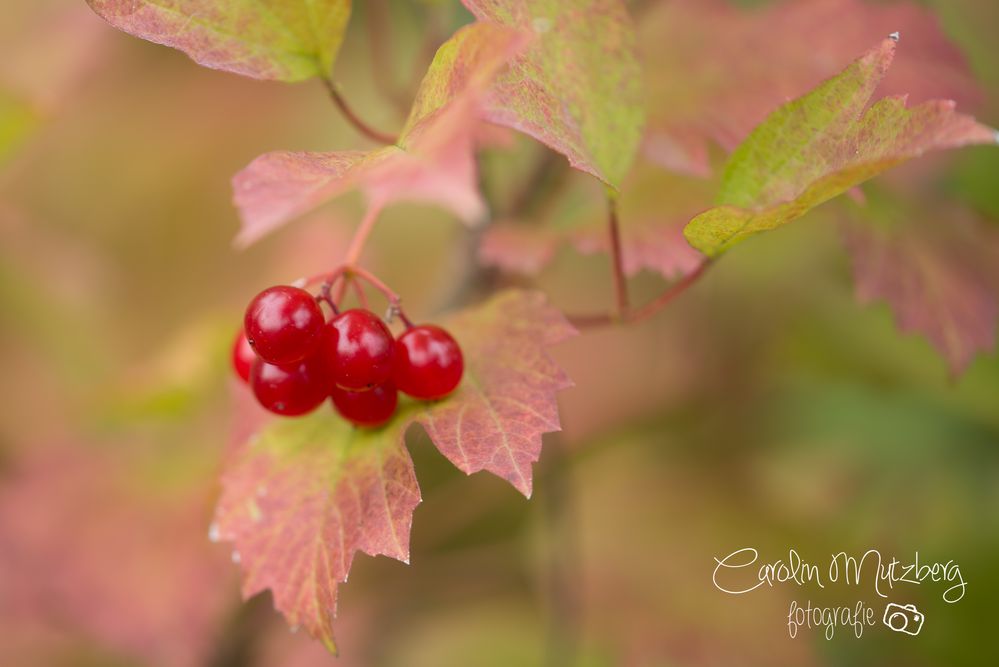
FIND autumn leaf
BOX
[85,0,351,82]
[641,0,983,177]
[414,290,576,496]
[461,0,644,188]
[233,22,527,247]
[840,199,998,375]
[214,289,575,650]
[213,410,419,654]
[683,36,998,257]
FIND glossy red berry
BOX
[394,325,463,400]
[250,356,329,417]
[244,285,324,365]
[232,328,257,383]
[321,309,394,390]
[331,381,398,427]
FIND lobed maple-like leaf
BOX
[413,289,576,496]
[214,411,419,653]
[683,37,997,257]
[841,202,998,376]
[214,289,575,651]
[85,0,351,82]
[461,0,645,188]
[232,23,527,247]
[641,0,983,177]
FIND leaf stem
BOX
[344,204,383,266]
[320,76,398,145]
[606,193,629,317]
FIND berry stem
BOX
[350,276,371,310]
[320,76,398,145]
[344,204,383,266]
[303,263,414,326]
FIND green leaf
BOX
[683,37,998,257]
[462,0,645,188]
[86,0,352,82]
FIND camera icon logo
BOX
[883,603,924,636]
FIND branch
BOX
[320,76,398,145]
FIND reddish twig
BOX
[320,76,398,145]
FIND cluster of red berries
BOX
[231,285,463,427]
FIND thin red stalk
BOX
[351,277,370,310]
[320,76,397,145]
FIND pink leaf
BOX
[214,409,420,653]
[415,289,576,497]
[841,205,998,375]
[232,23,527,247]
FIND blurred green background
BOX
[1,1,997,666]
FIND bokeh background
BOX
[1,1,998,665]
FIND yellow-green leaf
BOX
[683,37,997,257]
[86,0,352,82]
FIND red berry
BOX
[331,381,398,427]
[250,356,329,417]
[244,285,324,365]
[394,325,463,400]
[232,328,257,383]
[321,309,394,390]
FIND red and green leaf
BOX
[462,0,645,188]
[413,290,576,497]
[233,22,527,247]
[214,289,575,651]
[683,37,997,257]
[85,0,352,82]
[641,0,983,176]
